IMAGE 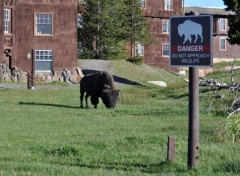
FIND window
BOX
[135,43,144,56]
[162,20,170,34]
[164,0,173,11]
[77,14,83,28]
[140,0,146,8]
[220,37,226,51]
[35,50,53,72]
[162,43,170,56]
[4,9,11,33]
[220,18,226,31]
[34,13,53,36]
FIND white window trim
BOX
[77,14,83,29]
[35,50,53,61]
[164,0,173,11]
[220,18,226,31]
[219,37,226,51]
[35,50,53,72]
[162,20,170,34]
[135,43,144,56]
[141,0,146,8]
[34,13,53,36]
[4,9,10,33]
[162,43,170,57]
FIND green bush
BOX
[126,56,143,65]
[223,114,240,143]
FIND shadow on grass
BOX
[52,160,187,174]
[166,93,189,99]
[19,101,80,109]
[216,160,240,173]
[82,69,145,87]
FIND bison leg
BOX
[80,92,84,108]
[85,93,90,108]
[200,34,203,43]
[194,34,198,43]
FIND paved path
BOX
[0,59,144,89]
[79,59,144,87]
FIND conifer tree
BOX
[223,0,240,45]
[78,0,151,59]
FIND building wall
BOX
[142,0,183,70]
[185,7,240,62]
[213,17,240,60]
[0,1,4,63]
[13,0,78,72]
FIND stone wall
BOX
[0,64,84,84]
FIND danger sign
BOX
[170,15,212,67]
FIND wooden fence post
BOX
[167,136,176,163]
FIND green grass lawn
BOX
[0,61,240,175]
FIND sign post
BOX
[188,67,199,168]
[170,15,212,169]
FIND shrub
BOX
[126,56,143,65]
[223,114,240,143]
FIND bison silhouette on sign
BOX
[80,71,120,109]
[178,20,203,44]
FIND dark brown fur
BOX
[80,71,119,108]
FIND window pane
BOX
[4,9,10,33]
[36,13,53,35]
[135,43,144,56]
[163,44,169,56]
[35,50,53,71]
[165,0,172,10]
[35,61,53,71]
[163,20,169,33]
[37,24,52,35]
[220,19,226,31]
[220,38,226,50]
[140,0,145,8]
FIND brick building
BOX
[1,0,78,73]
[139,0,183,70]
[185,7,240,62]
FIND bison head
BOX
[101,90,120,108]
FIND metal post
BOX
[188,67,200,169]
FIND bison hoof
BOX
[80,105,83,108]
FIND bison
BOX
[80,71,120,109]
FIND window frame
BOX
[35,50,53,72]
[77,14,83,29]
[4,9,11,33]
[140,0,146,8]
[164,0,173,11]
[219,18,226,31]
[34,12,54,37]
[219,37,226,51]
[162,20,170,34]
[162,43,170,57]
[135,43,144,56]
